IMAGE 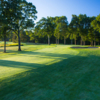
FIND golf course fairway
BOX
[0,45,100,100]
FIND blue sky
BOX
[27,0,100,23]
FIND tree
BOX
[0,26,11,52]
[54,16,68,44]
[91,14,100,46]
[88,27,94,46]
[96,31,100,45]
[34,17,54,45]
[60,16,68,44]
[20,30,30,42]
[54,17,60,44]
[54,24,61,44]
[64,28,70,44]
[69,15,79,45]
[77,14,89,45]
[91,14,100,32]
[88,17,96,46]
[0,0,13,52]
[68,27,73,45]
[10,0,37,51]
[26,29,38,43]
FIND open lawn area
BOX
[0,44,100,100]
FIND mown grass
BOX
[0,44,100,100]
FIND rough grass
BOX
[0,44,100,100]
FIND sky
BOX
[27,0,100,23]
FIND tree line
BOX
[0,0,100,53]
[29,14,100,46]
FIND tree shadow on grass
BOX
[0,54,100,100]
[0,60,42,69]
[2,50,77,60]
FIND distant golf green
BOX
[0,44,100,100]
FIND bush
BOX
[8,43,23,46]
[0,43,23,47]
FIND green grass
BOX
[0,44,100,100]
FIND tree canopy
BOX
[0,0,37,52]
[0,1,100,49]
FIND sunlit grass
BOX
[0,44,100,100]
[0,45,78,80]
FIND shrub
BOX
[0,43,23,47]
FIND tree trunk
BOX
[18,28,21,51]
[48,35,50,45]
[58,38,59,44]
[64,36,66,45]
[81,38,82,45]
[94,41,96,47]
[71,39,73,45]
[84,41,85,45]
[58,33,59,44]
[94,36,96,47]
[4,33,6,53]
[91,41,93,46]
[56,37,57,45]
[75,39,76,45]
